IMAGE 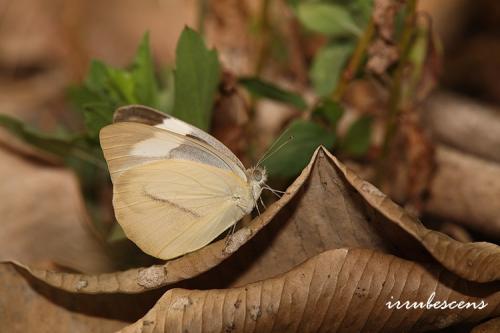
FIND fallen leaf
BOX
[471,317,500,333]
[120,248,500,333]
[423,92,500,164]
[426,145,500,239]
[14,147,500,299]
[0,146,115,273]
[0,261,163,332]
[4,147,499,332]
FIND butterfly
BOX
[100,105,275,260]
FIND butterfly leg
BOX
[263,185,286,198]
[259,196,267,209]
[224,222,238,247]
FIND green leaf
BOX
[173,27,221,130]
[239,77,307,110]
[85,60,110,94]
[310,42,354,96]
[286,0,301,8]
[263,120,336,178]
[344,0,373,27]
[157,68,176,114]
[0,114,105,168]
[312,99,344,127]
[70,33,165,140]
[341,115,373,156]
[70,61,130,140]
[296,2,362,37]
[82,102,115,139]
[131,33,159,108]
[108,223,127,242]
[105,68,137,104]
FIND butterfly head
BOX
[247,166,267,200]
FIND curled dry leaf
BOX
[423,92,500,164]
[427,145,500,239]
[12,148,500,287]
[211,72,250,162]
[366,39,399,75]
[121,248,499,333]
[12,153,307,293]
[5,147,500,332]
[372,0,401,41]
[366,0,401,75]
[471,317,500,333]
[385,111,436,213]
[0,261,164,332]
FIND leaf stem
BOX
[70,147,107,170]
[332,17,375,102]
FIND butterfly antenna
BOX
[256,135,294,167]
[256,126,294,166]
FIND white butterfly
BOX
[100,105,268,260]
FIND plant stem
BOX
[332,17,375,102]
[197,0,208,36]
[246,0,273,164]
[254,0,272,75]
[376,0,418,180]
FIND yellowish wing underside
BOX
[100,122,247,183]
[113,159,253,259]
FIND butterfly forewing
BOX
[113,105,246,173]
[100,122,246,183]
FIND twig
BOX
[254,0,273,75]
[376,0,418,180]
[197,0,208,36]
[246,0,273,164]
[332,17,375,102]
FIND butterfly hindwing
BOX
[113,159,254,259]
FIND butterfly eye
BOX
[253,169,262,182]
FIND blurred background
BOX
[1,0,499,274]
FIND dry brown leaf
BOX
[0,261,165,332]
[12,147,500,297]
[9,152,308,293]
[367,0,401,75]
[423,92,500,164]
[385,111,436,213]
[121,248,500,333]
[178,147,499,288]
[211,72,250,163]
[373,0,401,41]
[427,145,500,239]
[205,0,256,76]
[4,147,500,332]
[471,317,500,333]
[0,146,115,273]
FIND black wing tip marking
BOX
[114,105,170,125]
